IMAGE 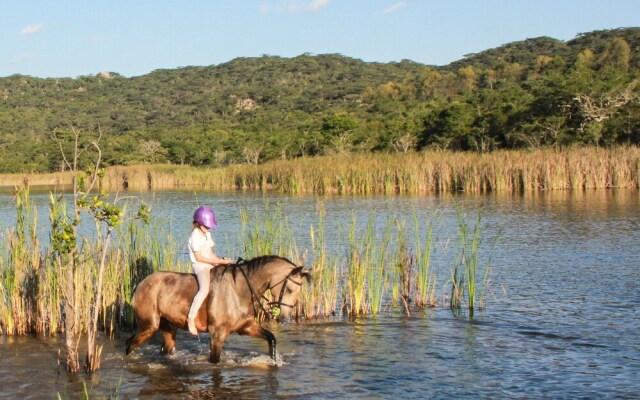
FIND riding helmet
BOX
[193,206,217,229]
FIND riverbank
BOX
[1,146,638,194]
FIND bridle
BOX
[237,263,304,319]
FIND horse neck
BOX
[244,263,288,294]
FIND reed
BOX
[239,205,299,262]
[0,187,44,335]
[301,204,339,318]
[456,206,481,313]
[449,205,495,316]
[365,218,391,315]
[2,146,637,194]
[414,213,438,308]
[1,190,499,341]
[0,188,168,340]
[390,220,408,307]
[0,171,75,189]
[344,215,369,315]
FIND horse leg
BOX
[125,315,160,355]
[207,327,228,364]
[160,319,178,354]
[238,321,277,361]
[125,327,157,355]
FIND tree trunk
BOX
[63,256,80,372]
[86,228,112,372]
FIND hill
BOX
[0,28,639,173]
[446,27,640,71]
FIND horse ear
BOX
[297,267,311,282]
[291,266,310,281]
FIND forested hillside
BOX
[1,28,639,173]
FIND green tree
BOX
[421,102,475,150]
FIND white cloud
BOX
[20,23,45,36]
[308,0,329,12]
[383,2,407,14]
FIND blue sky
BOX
[1,0,638,78]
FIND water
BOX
[0,189,639,399]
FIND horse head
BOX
[265,261,311,321]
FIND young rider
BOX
[187,206,232,335]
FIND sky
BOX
[1,0,639,78]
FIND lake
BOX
[0,189,639,399]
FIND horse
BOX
[125,255,310,363]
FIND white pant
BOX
[188,263,213,319]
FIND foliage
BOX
[1,29,640,172]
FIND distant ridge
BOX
[0,28,638,173]
[444,27,640,71]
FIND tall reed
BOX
[1,190,499,341]
[450,205,493,316]
[390,220,409,309]
[344,215,369,315]
[239,205,300,262]
[301,204,339,318]
[0,187,43,335]
[365,218,391,315]
[2,147,637,194]
[414,212,437,308]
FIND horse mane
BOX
[222,255,296,281]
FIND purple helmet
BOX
[193,206,217,229]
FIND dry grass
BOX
[1,147,637,194]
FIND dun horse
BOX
[125,255,310,363]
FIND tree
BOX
[50,127,99,372]
[457,66,477,93]
[574,79,640,143]
[242,146,262,165]
[599,37,631,73]
[322,113,358,154]
[137,140,167,163]
[391,132,417,153]
[50,126,150,372]
[421,102,475,150]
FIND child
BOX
[187,206,232,335]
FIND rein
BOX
[235,261,303,319]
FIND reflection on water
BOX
[0,190,639,398]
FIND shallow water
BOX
[0,189,639,398]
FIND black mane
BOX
[222,255,295,280]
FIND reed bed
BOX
[236,202,491,319]
[1,190,492,337]
[302,205,340,318]
[0,190,186,337]
[1,146,637,194]
[0,171,75,190]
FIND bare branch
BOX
[85,125,103,195]
[70,126,80,172]
[53,130,73,171]
[575,79,640,125]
